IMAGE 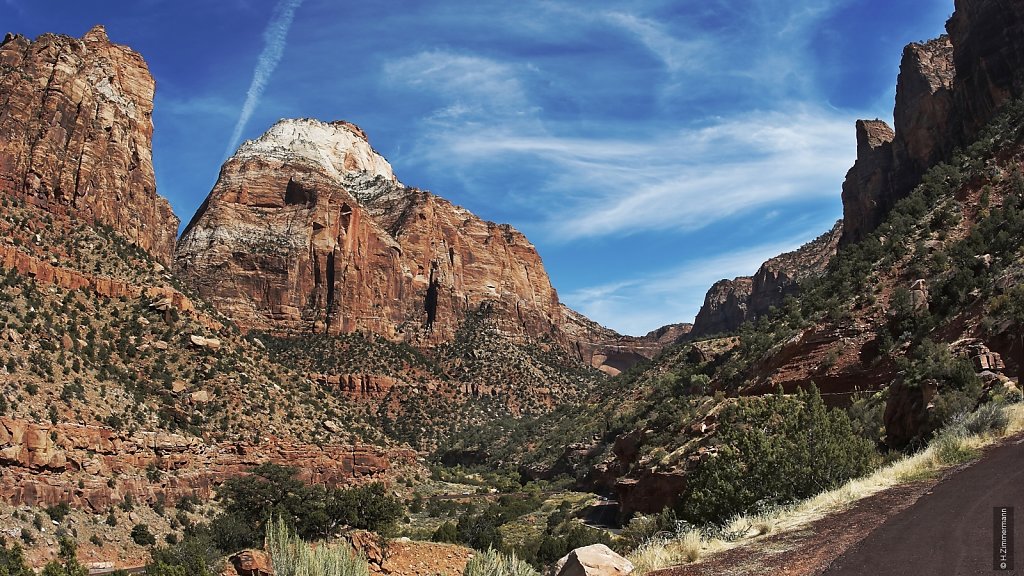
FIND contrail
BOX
[225,0,305,157]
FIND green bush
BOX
[431,521,457,543]
[932,431,980,465]
[682,387,876,526]
[147,524,220,576]
[45,503,71,523]
[131,524,157,547]
[40,538,87,576]
[959,403,1009,435]
[266,517,368,576]
[218,464,404,544]
[463,549,539,576]
[0,538,33,576]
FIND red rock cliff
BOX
[0,26,178,263]
[175,119,570,347]
[841,0,1024,244]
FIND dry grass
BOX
[628,402,1024,574]
[630,530,724,574]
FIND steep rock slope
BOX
[0,26,178,263]
[561,306,692,376]
[690,222,842,337]
[841,0,1024,244]
[176,119,570,348]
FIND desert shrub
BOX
[618,509,680,551]
[266,517,368,576]
[959,403,1009,435]
[218,464,403,544]
[147,524,220,576]
[1007,387,1024,404]
[40,538,87,576]
[0,538,33,576]
[463,549,539,576]
[131,524,157,547]
[531,523,613,567]
[431,521,458,543]
[681,386,876,526]
[45,503,71,523]
[846,391,887,444]
[932,430,979,465]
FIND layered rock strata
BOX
[176,119,566,347]
[0,417,412,511]
[176,118,666,367]
[0,26,178,263]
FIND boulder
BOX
[550,544,634,576]
[227,549,273,576]
[348,530,385,567]
[189,335,222,349]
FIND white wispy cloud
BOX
[412,106,855,240]
[225,0,304,157]
[564,234,820,335]
[603,12,714,75]
[383,50,538,123]
[375,0,868,332]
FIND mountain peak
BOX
[233,118,399,185]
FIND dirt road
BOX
[823,435,1024,576]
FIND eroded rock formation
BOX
[176,119,568,347]
[842,0,1024,244]
[562,306,691,375]
[0,26,178,263]
[690,222,842,337]
[0,417,412,511]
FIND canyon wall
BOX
[0,26,178,263]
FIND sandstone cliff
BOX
[690,222,842,338]
[0,416,411,512]
[0,26,178,263]
[841,0,1024,244]
[561,306,691,375]
[175,119,637,364]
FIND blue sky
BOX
[2,0,954,334]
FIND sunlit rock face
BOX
[0,26,178,263]
[175,118,571,348]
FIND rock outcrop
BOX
[562,306,691,375]
[690,222,842,337]
[0,416,412,511]
[175,119,566,347]
[691,277,753,338]
[0,26,178,263]
[842,0,1024,244]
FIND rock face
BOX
[0,26,178,263]
[562,306,691,375]
[176,119,566,346]
[0,416,411,511]
[842,0,1024,244]
[839,120,897,245]
[691,277,753,338]
[690,222,842,337]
